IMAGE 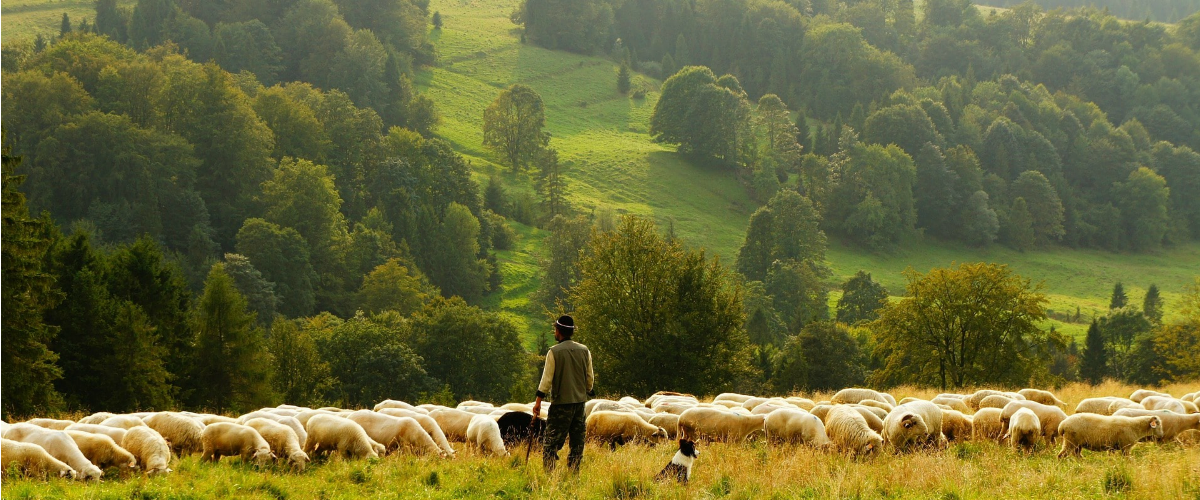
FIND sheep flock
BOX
[2,387,1197,483]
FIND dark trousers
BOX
[543,402,585,472]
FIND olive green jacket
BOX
[535,340,595,404]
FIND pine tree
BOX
[1110,282,1127,309]
[674,34,690,67]
[1142,283,1163,324]
[432,11,443,29]
[1004,197,1035,251]
[190,263,273,412]
[60,12,72,36]
[795,109,809,154]
[661,53,676,79]
[535,147,567,220]
[1080,320,1107,385]
[617,62,632,94]
[34,34,47,53]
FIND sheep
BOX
[193,414,238,426]
[1057,414,1163,457]
[122,426,172,475]
[201,422,274,466]
[586,411,668,447]
[1108,399,1143,414]
[824,405,882,456]
[587,399,635,416]
[931,397,970,413]
[1181,392,1197,403]
[1185,401,1200,414]
[1,439,76,479]
[77,413,115,425]
[936,393,968,400]
[1003,408,1041,452]
[429,408,477,442]
[785,397,816,411]
[374,399,421,412]
[713,393,754,404]
[619,396,643,408]
[764,408,831,447]
[976,394,1015,410]
[1112,408,1200,442]
[810,405,834,422]
[652,401,696,415]
[940,409,973,442]
[244,418,309,470]
[378,408,455,456]
[466,415,507,456]
[882,401,944,451]
[99,415,148,430]
[458,400,494,408]
[645,392,698,407]
[898,397,922,405]
[1140,396,1188,414]
[1017,389,1066,408]
[1000,400,1068,442]
[295,409,340,427]
[144,412,205,456]
[460,406,501,416]
[500,403,533,413]
[740,397,776,411]
[345,410,442,456]
[64,430,137,472]
[858,399,894,413]
[1130,389,1171,403]
[237,411,308,446]
[750,403,792,415]
[965,390,1006,410]
[972,408,1004,442]
[304,414,382,460]
[647,413,681,439]
[853,404,889,422]
[851,406,885,434]
[65,423,127,443]
[678,407,766,442]
[26,418,75,430]
[6,424,103,480]
[831,388,890,406]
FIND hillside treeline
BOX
[978,0,1200,24]
[517,0,1200,252]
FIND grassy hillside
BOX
[0,0,135,41]
[420,0,1199,345]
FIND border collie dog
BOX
[655,438,699,484]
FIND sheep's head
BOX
[653,427,669,440]
[59,468,78,480]
[253,448,274,466]
[289,451,310,471]
[1149,417,1164,438]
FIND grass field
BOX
[3,382,1198,499]
[417,0,1199,345]
[0,0,135,42]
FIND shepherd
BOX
[532,315,595,473]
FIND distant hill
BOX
[972,0,1196,23]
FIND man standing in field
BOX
[532,315,594,472]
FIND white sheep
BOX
[192,414,239,426]
[1,438,76,479]
[429,408,477,442]
[237,411,308,446]
[940,409,973,442]
[678,407,766,442]
[1000,400,1068,442]
[144,412,205,456]
[76,413,115,425]
[881,401,944,451]
[1074,397,1127,415]
[1139,396,1188,413]
[1112,408,1200,442]
[931,397,970,414]
[586,411,667,446]
[976,394,1015,410]
[99,415,148,430]
[201,422,274,466]
[1129,389,1171,403]
[965,390,1006,410]
[122,426,172,475]
[764,408,831,447]
[64,430,138,473]
[244,418,309,470]
[25,418,75,430]
[346,410,443,456]
[713,393,754,404]
[374,399,421,412]
[851,406,885,434]
[377,408,455,456]
[1017,388,1066,408]
[6,424,103,480]
[831,388,890,406]
[466,414,507,456]
[1057,414,1163,457]
[647,413,681,439]
[304,414,382,460]
[1003,408,1041,452]
[972,408,1004,442]
[64,423,127,443]
[824,405,882,456]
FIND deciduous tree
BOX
[482,84,546,172]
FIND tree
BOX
[1116,167,1170,251]
[1010,171,1065,246]
[674,34,690,66]
[357,257,433,315]
[827,143,918,250]
[190,263,273,412]
[2,152,64,416]
[570,216,751,396]
[432,11,442,29]
[484,175,507,215]
[129,0,175,49]
[1110,282,1128,309]
[534,146,567,220]
[482,84,546,172]
[1003,197,1036,251]
[236,218,317,318]
[1151,277,1200,382]
[765,260,828,332]
[223,253,278,327]
[268,318,330,406]
[862,104,941,158]
[1099,306,1152,382]
[61,12,73,36]
[410,297,526,402]
[1080,320,1107,385]
[95,0,127,42]
[735,190,826,281]
[798,321,866,391]
[617,62,631,94]
[214,20,284,85]
[649,66,751,165]
[537,214,592,311]
[837,271,888,324]
[316,312,430,406]
[754,94,803,177]
[260,157,349,292]
[872,263,1051,389]
[962,191,999,246]
[1143,284,1163,325]
[427,203,490,303]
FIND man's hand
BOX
[532,397,543,419]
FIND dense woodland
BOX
[977,0,1200,23]
[2,0,1200,417]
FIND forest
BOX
[2,0,1199,418]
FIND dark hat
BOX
[555,315,576,331]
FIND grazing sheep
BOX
[741,397,776,411]
[651,401,697,415]
[122,427,172,475]
[750,403,791,415]
[466,415,507,456]
[1074,397,1127,415]
[304,415,380,460]
[26,418,75,430]
[378,408,455,456]
[1140,396,1187,414]
[586,411,667,447]
[647,413,681,439]
[713,393,754,404]
[1181,392,1196,403]
[374,399,421,412]
[851,406,885,434]
[64,430,137,472]
[853,404,889,422]
[898,397,922,405]
[6,425,102,480]
[201,423,274,466]
[882,401,944,451]
[1184,401,1199,414]
[1000,400,1068,442]
[965,390,1006,410]
[764,409,831,447]
[587,399,637,416]
[1,439,76,479]
[237,412,308,446]
[460,406,501,416]
[295,409,341,427]
[458,401,494,409]
[977,395,1015,410]
[1108,399,1142,414]
[810,405,834,422]
[931,397,970,413]
[64,423,127,443]
[1017,389,1066,408]
[1058,414,1163,457]
[429,408,478,442]
[831,388,890,406]
[678,408,766,442]
[144,412,205,456]
[619,397,643,407]
[972,408,1004,442]
[346,410,442,456]
[936,393,968,400]
[1004,408,1041,452]
[940,410,973,442]
[785,398,816,411]
[500,403,533,413]
[1130,389,1171,403]
[645,391,697,407]
[1112,408,1200,442]
[77,413,115,426]
[858,399,894,412]
[193,414,238,426]
[99,415,148,430]
[244,418,309,470]
[267,409,302,418]
[493,411,546,449]
[824,405,882,456]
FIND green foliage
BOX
[1098,306,1152,382]
[213,20,283,85]
[432,11,442,29]
[223,253,278,327]
[534,146,567,220]
[357,257,434,315]
[514,0,614,53]
[537,214,592,311]
[765,260,828,332]
[314,312,430,406]
[237,218,317,318]
[1080,320,1107,385]
[410,297,526,402]
[616,62,631,94]
[827,143,918,250]
[483,84,547,172]
[1150,277,1200,382]
[736,190,826,282]
[1143,284,1163,325]
[650,66,751,165]
[961,191,999,246]
[1116,167,1170,251]
[1003,197,1036,251]
[1110,282,1128,310]
[836,271,887,324]
[428,203,491,303]
[872,263,1052,389]
[863,104,942,158]
[267,318,330,407]
[571,216,751,396]
[190,263,273,412]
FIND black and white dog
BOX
[655,438,699,484]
